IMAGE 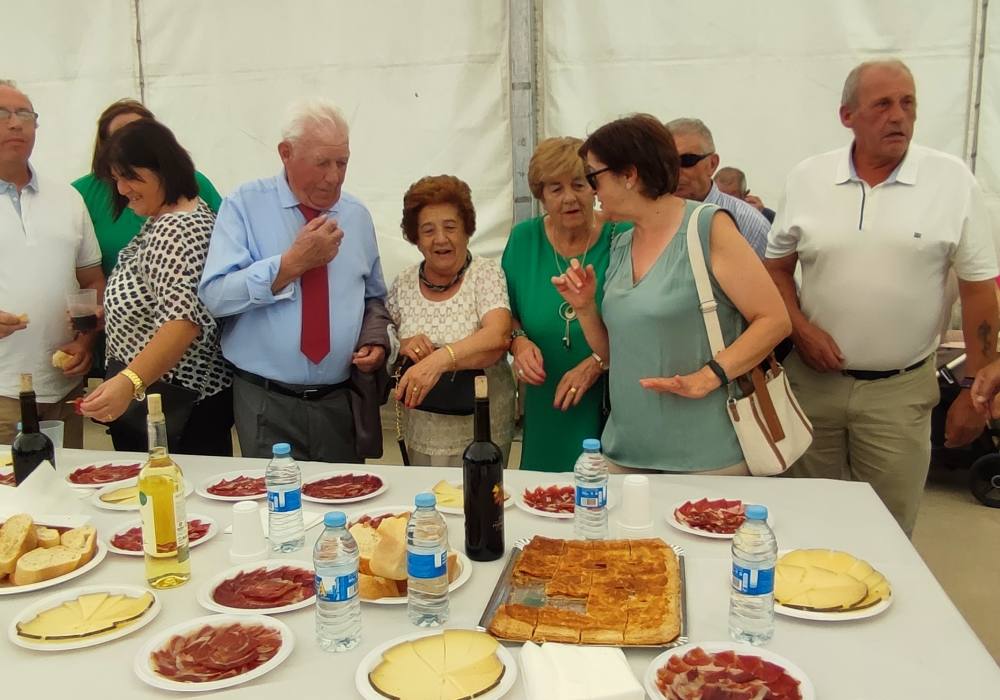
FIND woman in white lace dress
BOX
[388,175,515,467]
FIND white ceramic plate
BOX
[513,484,616,520]
[772,549,893,621]
[196,559,316,615]
[106,513,218,557]
[0,539,108,596]
[431,480,514,516]
[8,583,160,651]
[644,641,815,700]
[366,550,472,606]
[355,628,517,700]
[195,469,266,502]
[666,498,775,540]
[301,470,387,505]
[92,477,193,512]
[64,459,143,488]
[134,613,294,693]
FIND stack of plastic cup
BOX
[614,474,654,538]
[229,500,269,564]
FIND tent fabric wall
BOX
[3,0,998,285]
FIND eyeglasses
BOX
[679,152,714,168]
[584,166,612,189]
[0,108,38,124]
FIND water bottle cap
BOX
[744,504,768,520]
[272,442,291,456]
[414,492,437,508]
[324,511,346,528]
[582,438,601,451]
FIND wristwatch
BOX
[511,329,528,341]
[120,369,147,401]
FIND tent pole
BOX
[509,0,540,225]
[966,0,989,171]
[133,0,146,103]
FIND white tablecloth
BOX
[3,449,998,699]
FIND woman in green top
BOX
[71,99,223,376]
[72,99,223,277]
[502,137,616,472]
[553,115,791,473]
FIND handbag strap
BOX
[685,203,727,357]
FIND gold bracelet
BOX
[120,368,146,401]
[444,344,458,371]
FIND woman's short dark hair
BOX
[400,175,476,244]
[100,119,198,220]
[91,99,154,175]
[579,113,679,199]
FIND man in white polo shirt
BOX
[765,60,999,536]
[0,80,104,448]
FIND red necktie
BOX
[296,204,330,364]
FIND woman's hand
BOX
[553,356,603,410]
[79,374,134,422]
[640,366,722,400]
[552,258,598,313]
[395,349,450,409]
[399,334,435,364]
[512,336,546,385]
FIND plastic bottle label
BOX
[575,484,607,509]
[732,563,774,595]
[267,487,301,513]
[408,548,447,579]
[316,571,358,602]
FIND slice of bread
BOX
[350,521,381,561]
[370,516,407,581]
[11,545,84,586]
[51,350,74,369]
[359,573,406,600]
[34,526,60,549]
[0,514,37,576]
[60,525,97,566]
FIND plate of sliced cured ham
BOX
[196,560,316,616]
[667,498,774,539]
[301,470,386,504]
[107,515,217,556]
[514,483,616,520]
[134,613,294,692]
[645,642,814,700]
[65,460,142,488]
[196,470,267,501]
[0,468,13,487]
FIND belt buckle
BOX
[301,387,322,401]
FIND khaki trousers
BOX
[0,383,85,448]
[783,350,939,536]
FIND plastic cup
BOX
[229,500,269,564]
[38,420,64,448]
[66,289,99,332]
[618,474,653,527]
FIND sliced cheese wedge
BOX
[100,484,139,504]
[432,480,463,509]
[17,591,154,640]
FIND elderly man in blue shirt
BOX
[199,99,389,463]
[665,118,771,257]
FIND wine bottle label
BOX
[316,571,358,602]
[732,563,774,595]
[267,487,302,513]
[407,548,447,579]
[139,475,188,556]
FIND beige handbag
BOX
[686,204,813,476]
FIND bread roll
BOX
[11,545,84,586]
[370,516,407,580]
[34,526,60,549]
[0,514,37,576]
[51,350,74,370]
[61,526,97,566]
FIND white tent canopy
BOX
[4,0,998,284]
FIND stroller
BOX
[931,351,1000,507]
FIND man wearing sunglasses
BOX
[0,79,105,448]
[665,118,770,257]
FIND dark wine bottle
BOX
[12,373,55,484]
[463,375,504,561]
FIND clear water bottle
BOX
[265,442,304,552]
[406,492,450,627]
[573,438,609,540]
[729,504,777,645]
[313,511,361,652]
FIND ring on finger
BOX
[568,387,577,393]
[414,347,422,355]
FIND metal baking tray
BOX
[477,537,689,649]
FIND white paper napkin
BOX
[223,505,326,535]
[0,461,90,522]
[520,641,644,700]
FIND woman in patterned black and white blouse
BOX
[79,119,233,455]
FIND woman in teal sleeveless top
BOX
[502,137,616,472]
[553,115,791,472]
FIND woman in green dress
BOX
[501,137,617,472]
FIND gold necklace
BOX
[548,217,597,350]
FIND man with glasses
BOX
[665,118,769,257]
[0,79,104,448]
